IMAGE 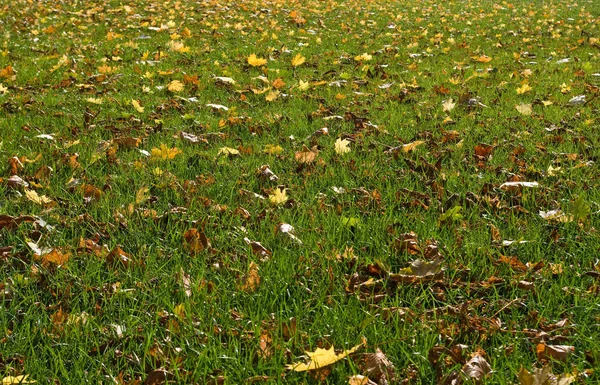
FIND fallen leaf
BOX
[24,189,53,205]
[132,99,144,113]
[442,98,456,112]
[402,140,425,153]
[472,55,492,63]
[167,80,184,92]
[143,369,173,385]
[263,144,283,155]
[516,103,533,115]
[244,238,271,259]
[462,355,492,381]
[248,54,267,67]
[294,146,319,164]
[500,181,539,189]
[151,144,182,160]
[536,344,574,362]
[287,344,362,371]
[363,349,396,384]
[239,261,261,292]
[335,138,351,154]
[348,375,377,385]
[269,187,288,205]
[1,375,37,384]
[518,366,574,385]
[516,83,533,94]
[275,223,303,244]
[291,53,306,67]
[184,228,210,253]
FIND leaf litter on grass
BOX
[0,0,599,383]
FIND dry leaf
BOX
[248,54,267,67]
[244,238,271,259]
[287,344,362,371]
[518,366,574,385]
[516,103,533,115]
[265,89,280,102]
[217,147,240,157]
[364,349,396,384]
[500,181,539,189]
[335,138,351,154]
[184,228,210,253]
[291,53,306,67]
[1,375,37,384]
[269,187,288,205]
[275,223,303,244]
[348,375,377,385]
[536,344,574,362]
[132,99,144,113]
[516,83,533,94]
[295,145,319,164]
[472,55,492,63]
[151,144,182,160]
[143,369,173,385]
[442,98,456,112]
[239,261,261,292]
[462,355,492,382]
[24,189,53,205]
[263,144,283,155]
[167,80,184,92]
[402,140,425,153]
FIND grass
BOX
[0,0,599,383]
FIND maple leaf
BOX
[0,83,8,94]
[217,147,240,157]
[402,140,425,153]
[287,344,362,371]
[472,55,492,63]
[24,189,53,205]
[295,146,319,164]
[515,103,533,115]
[462,355,492,382]
[167,80,185,92]
[291,53,306,67]
[239,261,261,292]
[131,99,144,113]
[263,144,283,155]
[150,144,182,160]
[247,54,267,67]
[442,98,456,112]
[536,344,574,362]
[167,40,190,53]
[354,53,373,61]
[516,83,533,94]
[269,187,288,205]
[1,375,37,384]
[518,366,574,385]
[298,80,310,91]
[86,97,103,104]
[265,89,280,102]
[335,138,351,154]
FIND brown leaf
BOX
[239,261,261,292]
[294,145,319,164]
[244,238,271,259]
[143,369,174,385]
[8,156,23,175]
[518,366,574,385]
[462,355,492,382]
[107,246,133,267]
[536,344,574,362]
[348,375,377,385]
[184,228,211,253]
[498,255,528,272]
[474,143,494,159]
[0,214,36,231]
[363,348,396,384]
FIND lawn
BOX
[0,0,599,383]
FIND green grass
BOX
[1,0,599,383]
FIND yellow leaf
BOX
[151,144,182,160]
[472,55,492,63]
[515,103,532,115]
[516,83,532,94]
[335,138,351,154]
[542,100,553,107]
[442,98,456,112]
[264,144,284,155]
[135,186,150,204]
[269,187,288,205]
[25,189,53,205]
[131,99,144,113]
[298,80,310,91]
[1,375,37,384]
[167,40,190,53]
[0,83,7,94]
[167,80,184,92]
[402,140,425,153]
[291,53,306,67]
[217,147,240,157]
[247,54,267,67]
[86,97,103,104]
[265,89,280,102]
[354,53,372,62]
[286,344,362,371]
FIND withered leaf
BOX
[462,355,492,382]
[239,261,261,292]
[363,348,396,384]
[184,228,211,253]
[536,344,574,362]
[294,145,319,164]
